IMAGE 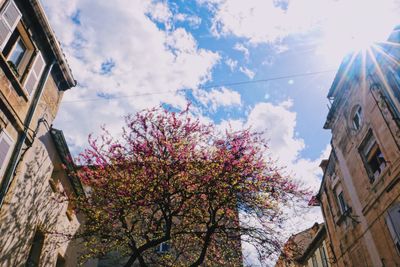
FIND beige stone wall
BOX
[320,56,400,266]
[0,71,81,266]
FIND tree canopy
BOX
[72,106,306,266]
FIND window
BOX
[0,1,21,50]
[156,242,170,254]
[360,132,386,182]
[352,106,362,131]
[311,254,318,267]
[55,255,65,267]
[8,38,25,67]
[319,244,329,267]
[3,24,35,79]
[0,131,13,178]
[0,1,45,96]
[386,204,400,255]
[23,52,45,96]
[336,191,348,214]
[25,231,45,267]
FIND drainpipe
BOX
[0,60,56,209]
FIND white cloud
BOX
[195,87,242,112]
[245,100,330,192]
[145,1,172,26]
[207,0,316,44]
[233,43,250,59]
[246,101,304,165]
[42,0,220,151]
[218,99,329,192]
[201,0,400,62]
[225,58,238,71]
[174,13,202,28]
[239,66,255,79]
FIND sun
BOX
[316,0,399,67]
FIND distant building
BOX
[275,223,331,267]
[0,0,81,266]
[317,27,400,266]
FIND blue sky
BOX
[41,0,400,264]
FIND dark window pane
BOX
[338,192,347,213]
[9,39,26,67]
[360,132,386,180]
[25,231,45,267]
[320,246,328,267]
[55,255,65,267]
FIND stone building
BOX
[0,0,82,266]
[275,223,331,267]
[317,27,400,266]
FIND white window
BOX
[23,51,45,96]
[386,204,400,255]
[0,1,46,95]
[0,1,21,50]
[0,131,13,177]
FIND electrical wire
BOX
[61,69,337,104]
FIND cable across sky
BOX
[61,68,337,104]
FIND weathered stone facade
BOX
[318,27,400,267]
[0,1,80,266]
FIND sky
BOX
[41,0,400,265]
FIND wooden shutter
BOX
[0,1,21,50]
[386,205,400,254]
[0,132,12,173]
[24,52,46,96]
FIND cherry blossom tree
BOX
[72,106,307,267]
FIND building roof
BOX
[50,128,84,196]
[276,223,325,266]
[295,224,326,264]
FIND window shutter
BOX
[386,205,400,254]
[0,1,21,50]
[24,52,46,96]
[0,132,12,172]
[388,206,400,236]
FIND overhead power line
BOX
[61,69,337,104]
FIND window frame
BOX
[4,22,36,82]
[358,130,386,183]
[336,191,348,214]
[0,1,44,99]
[7,37,26,67]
